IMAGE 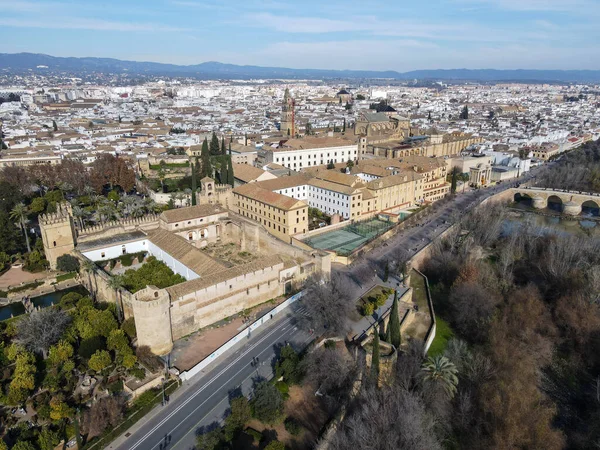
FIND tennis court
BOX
[303,218,393,255]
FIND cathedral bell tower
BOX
[281,88,295,137]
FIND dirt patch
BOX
[171,297,285,372]
[0,267,46,290]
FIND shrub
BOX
[107,379,123,394]
[284,417,303,436]
[324,340,337,349]
[78,336,106,359]
[88,350,111,372]
[275,381,289,396]
[361,301,375,316]
[59,292,82,310]
[128,367,146,380]
[134,389,158,409]
[245,427,262,442]
[121,256,186,293]
[121,317,137,338]
[264,441,285,450]
[56,255,80,273]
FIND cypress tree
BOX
[200,138,212,178]
[389,290,401,349]
[220,165,227,185]
[342,118,346,132]
[227,143,234,187]
[372,325,380,379]
[191,160,197,206]
[221,136,226,155]
[210,132,220,155]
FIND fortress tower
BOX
[39,203,76,270]
[131,286,173,355]
[281,88,295,137]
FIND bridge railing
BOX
[520,186,600,198]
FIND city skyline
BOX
[1,0,599,71]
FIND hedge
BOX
[9,281,44,294]
[56,272,77,283]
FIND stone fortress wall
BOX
[41,197,330,355]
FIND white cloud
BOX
[3,17,190,32]
[458,0,594,12]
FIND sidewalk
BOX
[107,303,299,450]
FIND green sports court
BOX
[303,218,393,255]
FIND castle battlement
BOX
[39,203,72,226]
[78,213,160,236]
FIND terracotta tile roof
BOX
[366,172,422,189]
[234,183,307,211]
[160,204,226,224]
[308,178,362,195]
[147,229,224,277]
[232,163,275,183]
[254,174,311,191]
[166,255,283,298]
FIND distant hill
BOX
[1,53,600,83]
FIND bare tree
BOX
[16,308,71,359]
[300,273,353,336]
[301,346,356,411]
[81,396,126,438]
[328,385,442,450]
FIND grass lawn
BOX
[427,316,454,356]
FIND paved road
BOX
[111,302,312,450]
[111,168,543,450]
[335,167,543,285]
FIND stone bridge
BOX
[512,187,600,216]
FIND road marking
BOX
[126,317,296,450]
[169,328,308,450]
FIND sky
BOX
[0,0,599,71]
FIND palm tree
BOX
[183,188,192,207]
[57,181,73,199]
[175,192,186,207]
[107,275,124,322]
[420,355,459,399]
[71,205,86,229]
[10,202,31,253]
[81,259,97,300]
[169,192,178,208]
[83,185,95,196]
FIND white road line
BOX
[152,328,306,450]
[127,317,295,450]
[169,328,307,450]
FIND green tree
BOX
[389,290,401,349]
[371,325,380,380]
[327,161,335,170]
[12,441,36,450]
[48,341,74,366]
[49,396,73,420]
[56,254,80,272]
[37,427,61,450]
[52,120,58,132]
[196,429,223,450]
[157,166,166,192]
[10,202,31,253]
[7,347,36,403]
[191,160,197,206]
[200,138,212,179]
[88,350,111,372]
[224,396,251,441]
[252,381,284,424]
[460,105,469,120]
[275,344,301,384]
[210,132,220,156]
[450,166,461,194]
[264,441,285,450]
[107,329,130,354]
[227,144,234,187]
[420,355,459,398]
[221,136,226,155]
[30,197,46,214]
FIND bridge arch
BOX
[547,195,563,212]
[582,200,600,216]
[514,192,532,206]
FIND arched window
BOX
[53,241,56,247]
